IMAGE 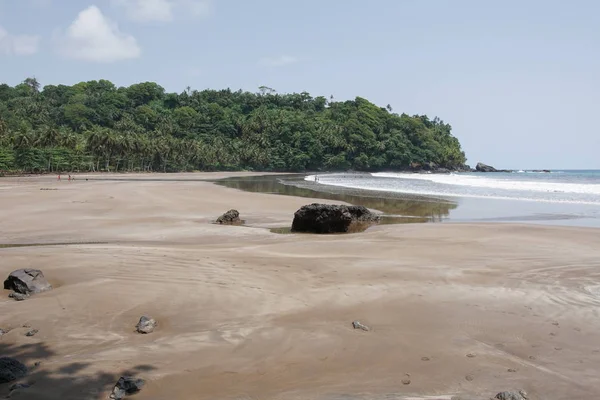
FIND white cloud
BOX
[111,0,212,22]
[0,26,40,56]
[259,55,298,67]
[56,5,141,63]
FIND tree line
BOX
[0,78,466,174]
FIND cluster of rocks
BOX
[291,203,380,234]
[2,268,153,398]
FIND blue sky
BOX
[0,0,598,169]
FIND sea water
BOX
[304,171,600,227]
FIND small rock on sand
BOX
[216,209,241,225]
[4,269,52,295]
[494,390,528,400]
[351,321,369,331]
[25,329,38,337]
[109,376,145,400]
[465,374,474,381]
[421,356,430,361]
[466,353,476,358]
[136,316,157,334]
[507,368,517,372]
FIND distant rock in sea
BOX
[476,162,513,173]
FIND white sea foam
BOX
[302,172,600,205]
[371,172,600,196]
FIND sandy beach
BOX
[1,173,599,400]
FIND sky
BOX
[0,0,598,169]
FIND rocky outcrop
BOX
[135,316,157,334]
[216,209,241,225]
[291,204,380,234]
[476,162,497,172]
[0,357,28,384]
[109,376,145,399]
[4,269,52,295]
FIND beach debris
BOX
[216,209,241,225]
[0,357,28,384]
[25,329,39,337]
[401,373,411,385]
[109,376,145,399]
[136,316,157,334]
[291,204,380,234]
[4,269,52,295]
[9,292,29,301]
[352,321,370,331]
[494,390,528,400]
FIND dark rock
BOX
[135,316,157,334]
[0,357,28,384]
[4,269,52,295]
[109,376,145,400]
[216,209,241,225]
[9,292,29,301]
[0,328,6,337]
[476,162,498,172]
[25,329,38,337]
[494,391,528,400]
[291,204,380,234]
[352,321,369,331]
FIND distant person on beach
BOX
[68,174,72,182]
[57,174,61,181]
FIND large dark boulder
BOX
[109,376,145,399]
[216,209,241,225]
[291,204,380,234]
[4,269,52,295]
[0,357,28,384]
[475,162,498,172]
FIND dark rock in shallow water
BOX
[476,162,498,172]
[136,316,157,334]
[216,209,241,225]
[0,357,28,384]
[291,204,380,234]
[495,390,528,400]
[109,376,145,399]
[4,269,52,295]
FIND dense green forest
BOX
[0,78,466,173]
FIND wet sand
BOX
[1,173,600,399]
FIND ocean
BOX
[303,170,600,227]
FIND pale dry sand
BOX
[1,173,599,400]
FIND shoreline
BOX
[1,172,600,399]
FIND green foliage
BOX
[0,78,466,173]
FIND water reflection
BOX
[215,174,457,223]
